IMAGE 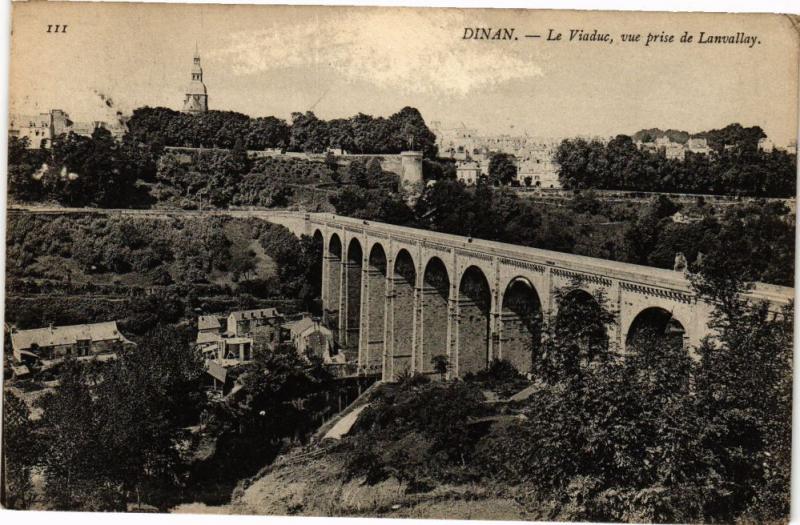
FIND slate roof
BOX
[228,308,280,321]
[198,315,222,331]
[284,317,316,336]
[285,317,331,338]
[10,321,131,351]
[206,360,228,383]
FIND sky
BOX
[9,2,800,145]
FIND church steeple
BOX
[182,44,208,114]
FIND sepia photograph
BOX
[1,1,798,523]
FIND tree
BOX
[431,355,448,380]
[46,128,138,207]
[246,116,290,150]
[554,127,794,197]
[344,159,368,187]
[7,136,47,201]
[536,283,616,384]
[38,358,123,510]
[622,195,680,265]
[1,392,37,509]
[289,111,329,153]
[488,153,517,186]
[226,343,332,442]
[413,179,477,236]
[387,106,438,158]
[689,250,793,521]
[37,327,204,510]
[230,245,257,282]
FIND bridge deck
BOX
[308,213,793,305]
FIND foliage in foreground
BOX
[340,280,792,523]
[20,326,206,511]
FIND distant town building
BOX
[9,108,127,149]
[686,138,711,155]
[518,155,560,188]
[10,321,135,365]
[456,160,481,185]
[654,136,672,147]
[182,45,208,114]
[9,109,71,149]
[664,143,686,160]
[636,140,657,153]
[635,137,686,160]
[758,137,774,153]
[434,122,562,189]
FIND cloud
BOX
[208,10,542,96]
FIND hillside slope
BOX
[173,445,529,520]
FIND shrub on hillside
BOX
[464,358,529,398]
[343,382,490,490]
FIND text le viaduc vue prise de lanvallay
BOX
[462,28,761,48]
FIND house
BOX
[195,308,282,363]
[671,210,704,224]
[228,308,281,338]
[283,316,340,363]
[204,358,245,394]
[10,321,135,365]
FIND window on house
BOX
[77,339,90,357]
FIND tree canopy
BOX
[556,126,796,197]
[124,106,437,158]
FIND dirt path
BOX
[323,404,368,440]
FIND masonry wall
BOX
[420,288,449,374]
[391,276,415,376]
[344,260,362,362]
[500,314,537,374]
[457,297,490,376]
[325,256,341,341]
[365,267,385,374]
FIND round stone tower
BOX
[400,151,423,201]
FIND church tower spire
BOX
[182,44,208,114]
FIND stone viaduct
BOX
[8,206,793,382]
[301,213,794,381]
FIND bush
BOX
[464,358,528,398]
[344,382,489,490]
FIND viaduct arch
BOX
[310,214,793,381]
